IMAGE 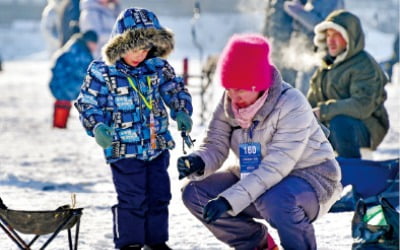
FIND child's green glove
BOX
[176,111,193,133]
[94,123,114,148]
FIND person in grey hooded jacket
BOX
[79,0,121,58]
[177,34,342,250]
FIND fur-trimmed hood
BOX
[313,10,365,65]
[102,8,174,65]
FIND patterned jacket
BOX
[75,58,192,163]
[76,8,192,163]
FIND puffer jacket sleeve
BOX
[74,61,111,136]
[220,90,315,215]
[158,60,193,118]
[50,43,93,100]
[318,57,387,122]
[191,94,233,177]
[49,52,75,100]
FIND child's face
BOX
[122,49,150,67]
[87,41,98,54]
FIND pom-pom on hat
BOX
[217,34,273,91]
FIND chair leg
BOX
[1,210,82,250]
[0,217,31,249]
[68,228,73,250]
[74,218,81,250]
[28,235,40,247]
[67,216,81,250]
[39,214,75,250]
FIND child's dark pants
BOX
[110,151,171,248]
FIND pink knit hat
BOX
[217,34,273,91]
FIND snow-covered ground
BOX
[0,4,399,250]
[0,60,398,250]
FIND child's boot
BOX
[53,100,71,128]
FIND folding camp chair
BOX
[351,197,399,250]
[330,157,399,212]
[0,204,83,250]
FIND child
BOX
[49,30,98,128]
[74,8,193,250]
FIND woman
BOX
[177,33,342,250]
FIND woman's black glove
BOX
[177,154,205,180]
[203,197,231,224]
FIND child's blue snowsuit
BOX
[75,8,193,248]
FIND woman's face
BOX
[226,89,261,108]
[122,48,150,67]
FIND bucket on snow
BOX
[53,100,71,128]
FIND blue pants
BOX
[182,171,319,250]
[110,151,171,248]
[328,115,370,158]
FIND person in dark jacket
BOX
[59,0,81,46]
[382,32,399,82]
[308,10,389,158]
[75,8,193,250]
[262,0,297,85]
[49,30,98,128]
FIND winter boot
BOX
[329,187,360,213]
[143,242,172,250]
[256,233,279,250]
[120,244,142,250]
[53,100,72,128]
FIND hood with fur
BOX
[102,8,174,65]
[313,10,365,64]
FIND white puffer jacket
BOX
[192,67,342,218]
[79,0,121,58]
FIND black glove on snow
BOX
[203,197,231,224]
[177,154,205,180]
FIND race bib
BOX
[239,142,261,179]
